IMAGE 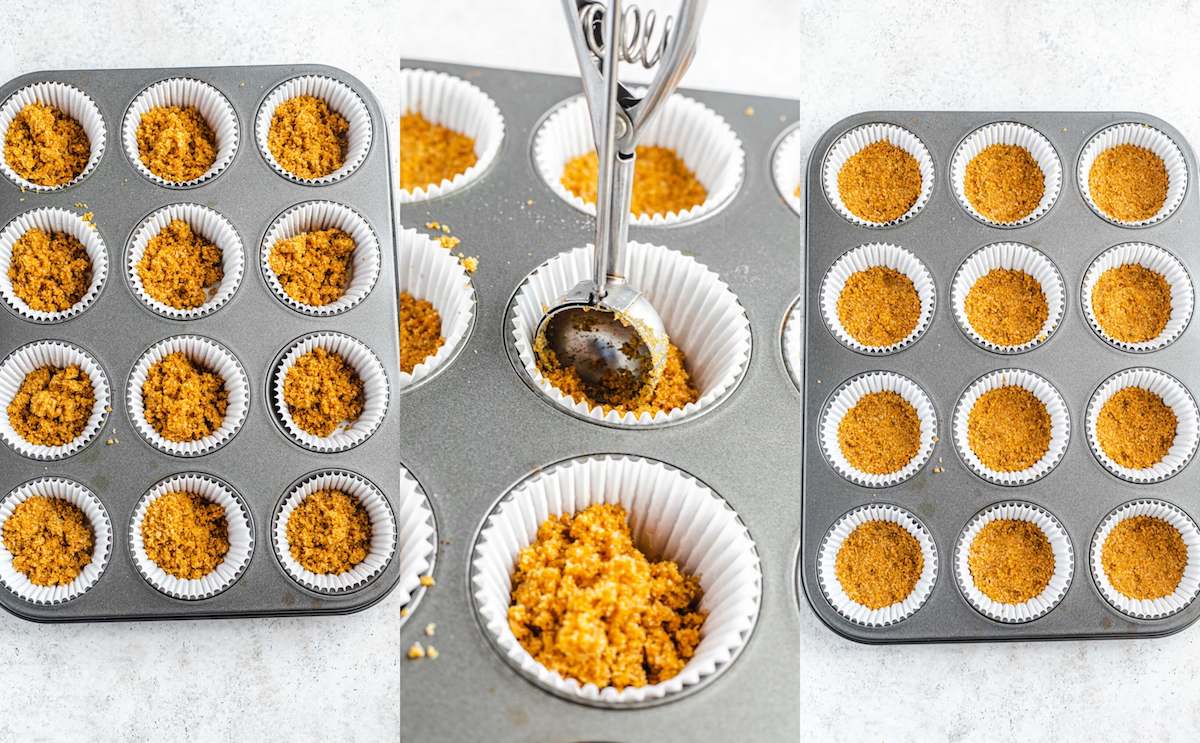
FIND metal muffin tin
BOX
[399,61,801,741]
[0,64,403,621]
[798,111,1200,642]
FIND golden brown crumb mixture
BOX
[968,519,1055,604]
[268,95,349,179]
[507,503,706,690]
[1102,515,1188,600]
[965,268,1048,346]
[1092,264,1171,344]
[283,347,364,437]
[7,228,91,313]
[837,141,921,223]
[7,365,94,447]
[135,105,217,183]
[399,291,444,374]
[968,386,1051,472]
[137,219,223,309]
[837,391,921,475]
[1,496,93,586]
[141,352,228,442]
[1096,387,1177,470]
[835,520,923,609]
[837,266,920,347]
[269,228,355,307]
[399,112,477,191]
[562,145,707,218]
[963,144,1045,223]
[140,491,229,579]
[3,103,90,186]
[286,489,371,575]
[1089,144,1169,222]
[538,343,699,418]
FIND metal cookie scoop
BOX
[535,0,706,407]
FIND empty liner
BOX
[1091,499,1200,620]
[395,465,437,617]
[821,123,935,228]
[1078,123,1188,227]
[0,81,105,191]
[0,207,108,323]
[1082,242,1193,353]
[1086,368,1199,484]
[950,121,1062,227]
[122,77,238,187]
[772,123,804,217]
[0,340,110,460]
[819,242,936,355]
[397,226,475,391]
[255,74,373,185]
[951,242,1065,354]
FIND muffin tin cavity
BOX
[1081,242,1194,353]
[950,121,1062,227]
[0,340,110,460]
[396,226,475,392]
[0,207,108,323]
[255,74,373,186]
[822,122,935,228]
[1078,123,1188,227]
[122,77,239,188]
[0,81,106,192]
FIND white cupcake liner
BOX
[1082,242,1194,352]
[821,123,934,228]
[255,74,372,186]
[121,77,238,188]
[272,470,396,595]
[820,243,935,355]
[471,454,761,707]
[0,340,110,460]
[129,473,253,600]
[126,203,244,320]
[951,122,1062,227]
[1086,368,1199,483]
[395,464,437,618]
[261,200,381,316]
[772,123,804,217]
[781,292,804,394]
[272,332,389,452]
[951,242,1065,354]
[398,68,505,203]
[819,371,938,488]
[397,226,475,391]
[1091,499,1200,620]
[956,501,1074,623]
[510,242,751,427]
[816,504,938,627]
[0,477,112,605]
[533,92,745,226]
[0,81,105,191]
[1079,123,1188,227]
[0,207,108,323]
[127,335,249,457]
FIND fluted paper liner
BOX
[0,207,108,323]
[127,335,249,457]
[395,465,436,615]
[122,77,238,187]
[273,333,388,452]
[956,501,1073,623]
[397,227,475,390]
[1086,368,1199,483]
[0,81,105,191]
[820,243,935,355]
[0,477,112,605]
[772,123,804,217]
[0,341,110,460]
[127,203,244,320]
[510,242,751,426]
[1082,242,1193,352]
[782,294,803,393]
[1079,123,1188,227]
[820,371,937,488]
[398,68,505,203]
[1091,499,1200,620]
[533,92,744,226]
[272,470,396,595]
[129,473,253,600]
[255,74,372,185]
[817,504,938,627]
[951,122,1062,227]
[471,454,761,707]
[951,242,1065,353]
[822,123,934,227]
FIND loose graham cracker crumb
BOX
[1,496,94,586]
[561,145,707,218]
[835,520,923,609]
[836,266,920,347]
[1102,516,1187,600]
[963,144,1044,223]
[7,364,95,447]
[399,112,477,191]
[135,105,217,183]
[837,391,921,475]
[399,291,444,374]
[1092,263,1171,343]
[537,343,699,418]
[137,218,223,309]
[1089,144,1168,222]
[837,141,921,223]
[141,352,228,443]
[968,519,1054,604]
[268,95,349,179]
[507,503,706,690]
[7,228,91,313]
[141,491,229,579]
[1096,387,1177,470]
[269,228,355,307]
[965,268,1048,346]
[283,347,364,437]
[3,103,90,186]
[968,386,1051,472]
[286,489,371,575]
